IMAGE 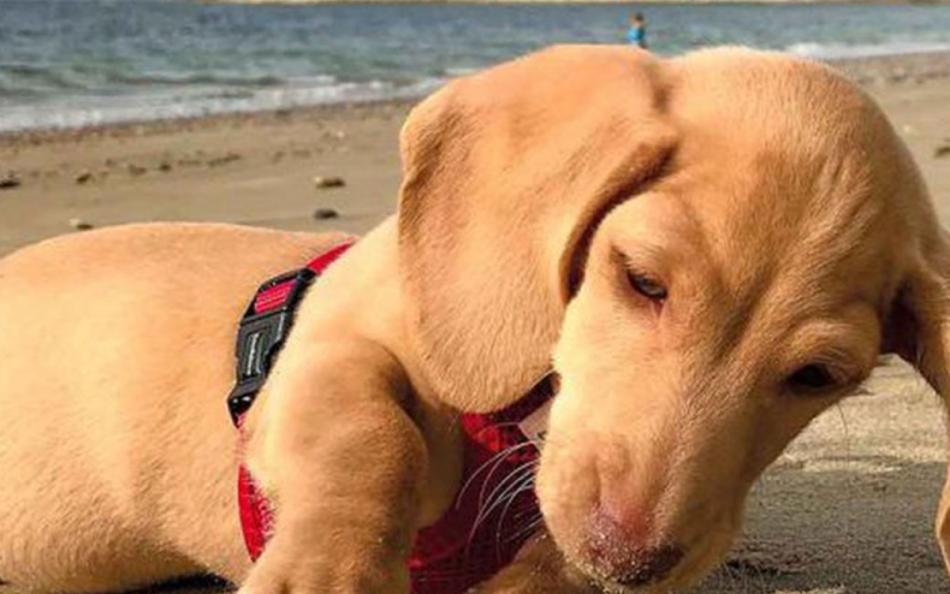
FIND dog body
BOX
[0,224,343,588]
[0,46,946,594]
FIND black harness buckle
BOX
[227,267,317,425]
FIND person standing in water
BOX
[626,12,647,49]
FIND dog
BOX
[0,45,945,594]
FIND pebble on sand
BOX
[0,172,21,190]
[75,170,93,184]
[313,176,345,189]
[127,164,147,176]
[158,161,173,172]
[207,153,242,167]
[313,208,340,220]
[935,144,950,159]
[69,218,94,231]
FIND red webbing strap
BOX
[252,241,355,315]
[236,240,355,561]
[237,464,273,561]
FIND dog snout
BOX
[583,504,683,586]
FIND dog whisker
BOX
[503,514,544,545]
[494,473,539,558]
[465,461,540,564]
[455,440,537,510]
[471,460,538,537]
[475,443,538,509]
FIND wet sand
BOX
[2,51,950,593]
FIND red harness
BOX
[227,242,552,594]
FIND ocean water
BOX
[2,1,950,132]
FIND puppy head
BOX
[398,46,937,590]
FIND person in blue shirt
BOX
[626,12,647,49]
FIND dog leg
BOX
[237,340,427,594]
[470,533,598,594]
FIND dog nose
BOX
[611,544,683,587]
[585,505,683,586]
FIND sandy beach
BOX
[2,51,950,593]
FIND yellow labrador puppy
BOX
[0,45,945,594]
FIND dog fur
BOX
[0,45,944,594]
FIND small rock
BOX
[127,164,147,176]
[332,130,346,140]
[75,170,93,184]
[313,176,345,189]
[312,208,339,220]
[207,152,241,167]
[0,172,21,189]
[935,145,950,159]
[158,161,172,172]
[69,218,94,231]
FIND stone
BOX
[313,176,345,189]
[75,170,93,184]
[935,144,950,159]
[0,172,21,189]
[313,208,339,220]
[69,218,94,231]
[207,153,241,167]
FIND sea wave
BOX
[0,63,92,92]
[0,76,445,132]
[106,71,290,88]
[3,1,950,133]
[786,40,950,60]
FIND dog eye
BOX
[627,272,667,301]
[788,364,835,391]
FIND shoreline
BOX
[3,50,950,145]
[0,98,415,147]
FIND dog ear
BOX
[396,45,677,412]
[884,226,950,574]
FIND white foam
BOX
[0,76,448,132]
[786,40,950,60]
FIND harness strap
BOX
[254,242,355,314]
[229,240,355,559]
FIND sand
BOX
[2,52,950,593]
